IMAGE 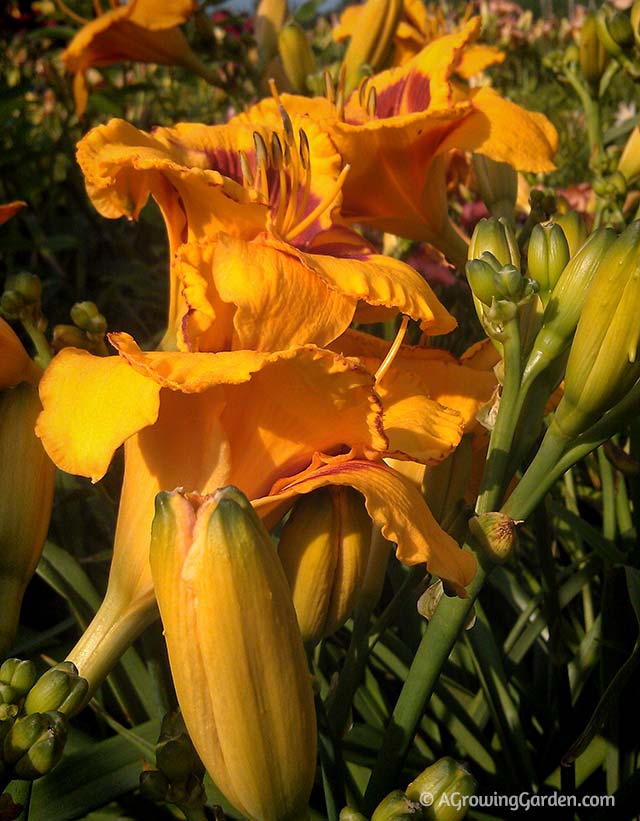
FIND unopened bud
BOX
[24,662,88,717]
[371,790,420,820]
[472,155,517,222]
[278,22,316,93]
[340,809,368,821]
[342,0,403,93]
[554,221,640,438]
[7,273,42,306]
[70,301,107,335]
[140,769,170,802]
[0,659,37,701]
[552,211,587,257]
[468,218,520,269]
[618,126,640,183]
[4,710,67,779]
[0,290,26,321]
[596,6,634,58]
[527,221,570,302]
[579,13,609,87]
[522,227,617,387]
[279,487,371,645]
[632,0,640,45]
[405,757,476,820]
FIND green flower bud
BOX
[167,772,206,809]
[618,125,640,184]
[466,258,499,307]
[579,13,609,87]
[70,301,107,335]
[340,809,368,821]
[51,324,93,354]
[471,155,517,222]
[554,221,640,438]
[156,736,197,784]
[140,769,170,802]
[595,6,633,58]
[494,264,525,301]
[4,712,48,764]
[11,711,67,780]
[0,659,37,699]
[7,273,42,306]
[371,790,421,820]
[527,221,571,302]
[24,662,88,717]
[553,211,587,257]
[522,227,617,388]
[278,22,316,93]
[468,218,520,269]
[0,290,26,321]
[406,757,476,821]
[632,0,640,45]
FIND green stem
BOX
[21,318,52,370]
[363,555,489,811]
[476,319,522,514]
[597,447,617,542]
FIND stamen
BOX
[323,70,335,105]
[53,0,90,23]
[358,76,370,110]
[239,150,254,187]
[253,131,270,202]
[291,128,312,231]
[272,133,289,232]
[299,129,310,170]
[279,106,295,147]
[270,133,284,169]
[268,78,282,107]
[336,63,347,121]
[286,164,350,242]
[367,85,377,120]
[375,316,409,383]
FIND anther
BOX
[279,106,295,147]
[271,133,284,169]
[299,129,310,170]
[323,70,335,104]
[239,150,254,187]
[367,85,377,119]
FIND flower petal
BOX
[255,453,477,593]
[36,348,161,482]
[0,201,26,226]
[0,319,40,389]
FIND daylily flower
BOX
[60,0,217,118]
[0,319,54,655]
[76,109,455,351]
[271,19,557,268]
[334,0,505,73]
[36,334,479,693]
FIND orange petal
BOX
[0,318,40,389]
[0,201,26,226]
[127,0,196,29]
[36,348,161,482]
[255,453,477,593]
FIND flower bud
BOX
[0,383,55,656]
[255,0,288,69]
[579,13,609,87]
[595,6,634,58]
[405,757,476,820]
[51,324,94,354]
[70,301,107,335]
[552,211,587,257]
[471,155,517,223]
[527,221,571,303]
[522,227,617,388]
[0,659,37,703]
[465,257,500,307]
[371,790,420,820]
[468,218,520,270]
[156,711,201,784]
[4,710,67,779]
[342,0,403,93]
[0,290,26,321]
[24,662,88,716]
[6,273,42,307]
[150,487,317,821]
[618,125,640,184]
[468,513,518,564]
[554,221,640,438]
[340,809,368,821]
[278,22,316,93]
[279,487,372,646]
[140,769,170,802]
[632,0,640,45]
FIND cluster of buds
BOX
[140,711,207,814]
[340,757,476,820]
[0,272,43,329]
[51,300,108,356]
[0,660,86,785]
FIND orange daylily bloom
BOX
[334,0,504,74]
[0,201,26,226]
[274,19,557,268]
[36,335,476,688]
[77,111,455,351]
[0,318,41,389]
[61,0,216,118]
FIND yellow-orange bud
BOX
[618,125,640,184]
[0,384,55,655]
[278,22,316,93]
[279,487,372,645]
[342,0,403,93]
[255,0,288,69]
[150,487,316,821]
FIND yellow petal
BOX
[456,44,505,79]
[0,319,40,389]
[256,452,477,593]
[127,0,196,30]
[36,348,161,482]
